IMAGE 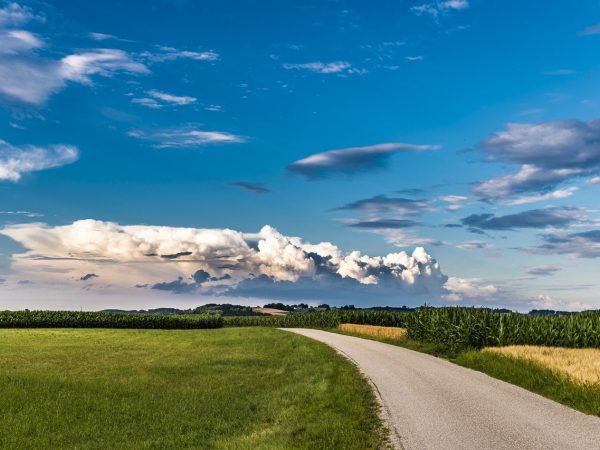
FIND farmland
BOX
[2,306,599,420]
[0,328,385,449]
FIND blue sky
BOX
[1,0,600,311]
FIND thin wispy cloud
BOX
[282,61,353,74]
[540,69,578,76]
[147,46,219,62]
[526,265,561,277]
[461,207,579,232]
[231,182,270,194]
[411,0,469,19]
[129,127,244,148]
[132,89,197,108]
[288,143,438,179]
[577,23,600,36]
[0,140,78,181]
[0,3,43,26]
[0,45,149,104]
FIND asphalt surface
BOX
[282,328,600,450]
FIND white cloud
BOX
[0,48,149,105]
[474,120,600,202]
[457,240,492,250]
[411,0,469,18]
[60,49,149,84]
[474,164,582,201]
[0,29,43,53]
[147,89,196,105]
[283,61,352,74]
[443,276,498,302]
[0,140,78,181]
[0,4,148,105]
[131,97,161,109]
[589,176,600,185]
[148,46,219,62]
[0,220,448,300]
[0,3,42,26]
[501,186,578,206]
[129,127,244,148]
[131,90,196,109]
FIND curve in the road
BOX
[282,328,600,450]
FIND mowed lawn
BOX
[0,328,384,449]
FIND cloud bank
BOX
[0,219,463,304]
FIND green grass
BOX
[456,350,600,417]
[0,328,386,449]
[333,327,600,417]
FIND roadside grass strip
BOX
[482,345,600,386]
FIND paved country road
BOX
[282,328,600,450]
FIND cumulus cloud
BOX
[288,143,438,178]
[129,127,244,148]
[231,181,270,194]
[0,219,449,303]
[474,120,600,202]
[0,140,79,181]
[282,61,354,74]
[461,207,578,232]
[442,277,498,302]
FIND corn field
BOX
[0,310,223,329]
[223,309,410,328]
[406,307,600,351]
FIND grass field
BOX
[0,328,386,449]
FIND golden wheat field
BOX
[483,345,600,385]
[339,323,407,339]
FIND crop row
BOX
[0,310,223,329]
[406,307,600,351]
[224,310,409,328]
